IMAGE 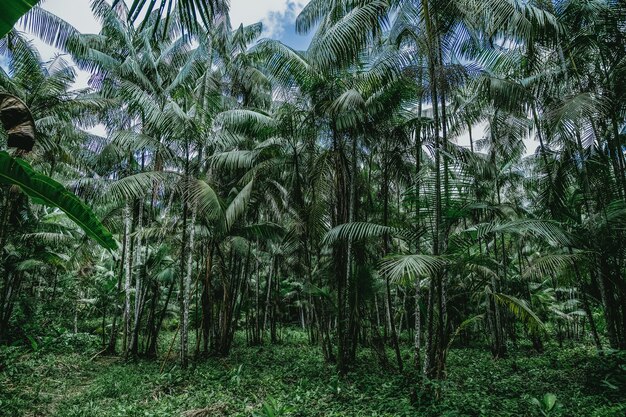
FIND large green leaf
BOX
[0,151,117,250]
[0,0,40,39]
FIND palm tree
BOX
[0,32,115,342]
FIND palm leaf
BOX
[225,179,254,232]
[19,6,80,51]
[119,0,228,36]
[324,221,396,245]
[235,222,284,242]
[471,219,571,247]
[523,253,584,279]
[446,314,484,352]
[492,292,546,334]
[103,171,180,204]
[308,0,389,71]
[379,254,446,282]
[185,178,224,222]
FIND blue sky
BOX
[257,1,313,50]
[14,0,312,88]
[35,0,313,50]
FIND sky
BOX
[35,0,313,50]
[20,0,313,87]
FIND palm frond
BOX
[323,221,395,245]
[492,292,546,334]
[379,254,446,282]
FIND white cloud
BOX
[37,0,309,36]
[41,0,100,34]
[230,0,308,38]
[15,0,309,88]
[31,0,309,48]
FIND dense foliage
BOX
[2,333,625,416]
[1,0,626,415]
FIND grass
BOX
[0,330,624,416]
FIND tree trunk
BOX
[122,202,133,354]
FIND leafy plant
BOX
[0,151,117,250]
[0,0,39,39]
[228,364,243,386]
[253,397,293,417]
[530,393,559,417]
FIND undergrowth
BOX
[1,331,624,416]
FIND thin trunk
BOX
[202,243,214,354]
[107,250,126,354]
[181,204,197,363]
[178,199,189,367]
[414,278,421,369]
[382,137,403,372]
[422,0,443,380]
[129,199,144,357]
[122,202,133,354]
[263,257,274,332]
[146,277,175,358]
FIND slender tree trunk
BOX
[146,277,175,358]
[414,278,422,369]
[347,134,359,363]
[422,0,444,380]
[201,243,214,354]
[382,137,403,372]
[122,202,133,354]
[183,204,197,360]
[107,249,126,354]
[129,199,144,357]
[178,198,189,367]
[332,127,351,374]
[263,256,274,333]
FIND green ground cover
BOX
[1,331,624,416]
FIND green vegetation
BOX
[0,0,39,39]
[2,332,625,416]
[0,151,116,250]
[1,0,626,415]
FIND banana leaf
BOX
[0,0,40,39]
[0,151,117,250]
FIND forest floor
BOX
[1,330,625,416]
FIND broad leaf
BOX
[0,151,117,250]
[0,0,40,39]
